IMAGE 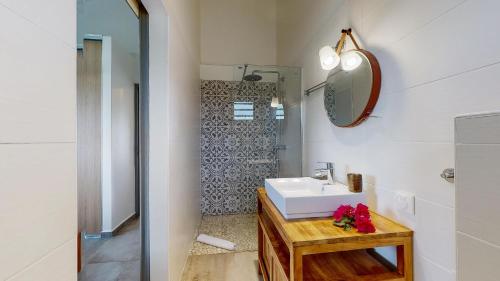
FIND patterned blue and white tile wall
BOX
[200,80,278,215]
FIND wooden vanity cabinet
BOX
[257,188,414,281]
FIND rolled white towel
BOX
[196,234,236,251]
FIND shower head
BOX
[243,73,263,82]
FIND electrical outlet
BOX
[394,191,415,216]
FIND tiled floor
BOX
[190,213,258,255]
[78,219,140,281]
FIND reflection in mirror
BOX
[324,50,380,127]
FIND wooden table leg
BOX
[397,238,413,281]
[403,237,413,281]
[291,249,303,281]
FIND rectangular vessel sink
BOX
[264,177,366,219]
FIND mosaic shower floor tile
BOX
[190,213,258,255]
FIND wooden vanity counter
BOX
[257,188,413,281]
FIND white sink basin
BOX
[264,177,366,219]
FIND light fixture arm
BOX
[346,29,361,50]
[335,32,347,55]
[335,28,361,53]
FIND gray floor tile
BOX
[79,218,140,281]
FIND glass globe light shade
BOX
[340,51,362,71]
[319,45,340,70]
[271,97,280,107]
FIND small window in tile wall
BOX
[234,102,254,120]
[276,104,285,120]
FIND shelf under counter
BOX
[257,187,413,281]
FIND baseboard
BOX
[101,213,139,238]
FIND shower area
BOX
[200,64,302,215]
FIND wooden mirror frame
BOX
[335,49,381,128]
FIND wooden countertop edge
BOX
[257,187,413,247]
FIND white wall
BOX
[200,0,277,66]
[0,0,77,280]
[0,1,198,281]
[278,0,500,280]
[200,64,235,80]
[144,2,170,280]
[110,36,138,230]
[142,0,201,280]
[78,0,140,231]
[111,86,136,229]
[164,0,202,279]
[455,113,500,281]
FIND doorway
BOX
[76,1,149,280]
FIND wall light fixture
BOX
[319,28,363,71]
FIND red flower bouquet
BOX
[333,203,376,233]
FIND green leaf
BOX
[333,216,354,231]
[333,221,346,227]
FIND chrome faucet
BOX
[313,162,335,186]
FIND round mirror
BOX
[324,50,381,127]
